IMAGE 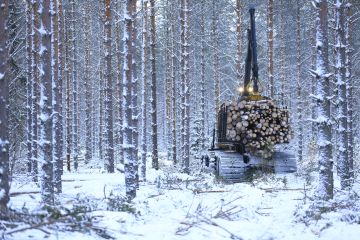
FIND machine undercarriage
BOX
[204,149,296,182]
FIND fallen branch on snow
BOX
[260,187,309,192]
[192,189,229,194]
[10,191,40,197]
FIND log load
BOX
[223,99,292,158]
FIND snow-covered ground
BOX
[4,161,360,240]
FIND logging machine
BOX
[203,7,296,181]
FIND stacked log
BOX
[224,99,292,156]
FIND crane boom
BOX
[243,7,259,96]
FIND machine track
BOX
[206,150,296,182]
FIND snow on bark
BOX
[123,0,137,200]
[314,0,333,200]
[103,0,114,173]
[170,23,177,165]
[267,0,274,98]
[296,1,303,163]
[0,0,10,215]
[165,1,172,163]
[26,0,33,174]
[334,0,350,189]
[131,1,139,187]
[54,0,64,193]
[31,0,40,183]
[279,0,287,106]
[115,0,124,165]
[212,0,219,131]
[200,0,206,151]
[310,17,317,136]
[70,0,78,171]
[65,13,72,172]
[180,0,190,173]
[149,0,159,170]
[39,0,54,205]
[51,0,63,194]
[235,0,242,87]
[140,0,148,180]
[345,3,354,182]
[98,16,104,162]
[83,5,92,165]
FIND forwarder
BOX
[203,7,296,181]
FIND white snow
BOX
[4,160,360,240]
[38,23,47,36]
[0,138,9,152]
[312,115,328,124]
[0,189,5,200]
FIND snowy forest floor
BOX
[2,157,360,240]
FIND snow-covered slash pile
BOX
[2,167,360,240]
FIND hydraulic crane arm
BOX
[243,7,259,97]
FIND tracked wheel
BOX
[205,149,296,182]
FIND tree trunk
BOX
[31,0,40,182]
[65,12,72,172]
[39,0,54,205]
[115,0,124,165]
[267,0,274,98]
[123,0,137,200]
[55,0,64,193]
[279,0,286,105]
[334,0,349,189]
[296,0,303,163]
[165,0,172,161]
[70,0,78,171]
[345,3,354,182]
[84,5,92,164]
[310,16,317,136]
[26,1,33,174]
[200,0,206,151]
[52,0,63,194]
[171,23,177,165]
[103,0,114,173]
[141,0,149,180]
[212,0,219,122]
[184,0,190,173]
[57,0,64,174]
[150,0,159,170]
[99,18,104,161]
[131,0,139,188]
[314,0,333,200]
[236,0,242,86]
[0,0,10,216]
[180,0,190,173]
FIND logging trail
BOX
[6,163,360,240]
